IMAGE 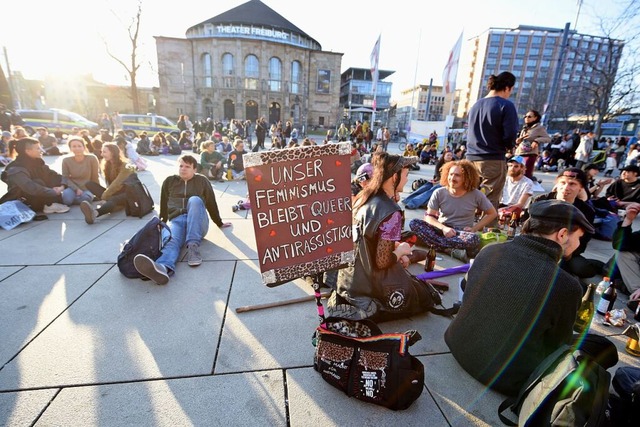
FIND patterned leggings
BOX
[409,219,480,252]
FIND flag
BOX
[442,32,463,95]
[370,34,381,98]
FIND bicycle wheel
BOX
[398,141,406,151]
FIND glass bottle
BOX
[425,245,436,272]
[573,283,595,334]
[596,281,617,315]
[595,277,609,295]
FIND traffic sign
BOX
[616,115,632,122]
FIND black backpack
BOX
[499,345,610,426]
[123,174,154,218]
[608,367,640,426]
[117,216,171,279]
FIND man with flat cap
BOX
[445,200,617,396]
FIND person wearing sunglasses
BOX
[515,110,550,180]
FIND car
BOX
[16,108,99,136]
[120,114,180,138]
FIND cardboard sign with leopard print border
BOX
[244,143,355,287]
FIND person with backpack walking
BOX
[133,154,231,285]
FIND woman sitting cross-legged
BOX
[80,142,136,224]
[409,159,497,262]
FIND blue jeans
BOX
[403,183,440,209]
[61,189,93,206]
[156,196,210,272]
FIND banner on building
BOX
[243,143,354,287]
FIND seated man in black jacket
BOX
[445,200,617,396]
[133,155,232,285]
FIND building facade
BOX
[394,84,456,133]
[339,67,393,126]
[457,25,623,125]
[155,0,342,130]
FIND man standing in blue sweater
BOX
[466,71,519,223]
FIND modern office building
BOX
[155,0,342,129]
[339,67,393,125]
[457,25,624,124]
[394,84,456,133]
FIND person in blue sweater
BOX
[466,71,519,223]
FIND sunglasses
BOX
[524,115,535,118]
[561,171,579,179]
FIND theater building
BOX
[155,0,342,130]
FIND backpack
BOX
[117,216,171,279]
[608,367,640,426]
[499,345,610,426]
[123,174,154,218]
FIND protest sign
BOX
[244,143,354,287]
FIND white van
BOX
[120,114,180,138]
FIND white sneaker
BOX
[43,203,70,214]
[80,200,97,224]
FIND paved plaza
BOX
[1,142,638,426]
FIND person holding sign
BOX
[133,155,232,285]
[327,152,442,322]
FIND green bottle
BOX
[574,283,595,334]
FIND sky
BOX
[0,0,630,101]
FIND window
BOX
[291,60,302,94]
[504,35,515,43]
[244,54,259,90]
[532,36,542,45]
[269,57,282,92]
[317,69,331,93]
[222,53,234,76]
[516,47,526,55]
[488,46,499,54]
[529,48,539,56]
[502,46,513,55]
[203,53,212,88]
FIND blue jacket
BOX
[466,96,519,161]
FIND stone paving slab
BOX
[0,262,234,390]
[286,366,449,426]
[0,264,111,367]
[0,266,21,282]
[0,388,58,427]
[216,261,320,373]
[35,371,286,427]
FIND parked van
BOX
[120,114,180,138]
[16,109,99,136]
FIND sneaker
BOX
[133,254,169,285]
[450,248,469,263]
[186,243,202,266]
[43,203,70,214]
[80,200,97,224]
[232,205,239,212]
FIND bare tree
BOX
[574,0,640,136]
[104,1,143,113]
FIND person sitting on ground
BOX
[116,135,147,171]
[0,137,73,214]
[36,127,61,156]
[217,135,233,154]
[445,199,617,397]
[133,155,232,285]
[136,132,154,155]
[499,155,534,212]
[402,150,455,210]
[536,149,557,172]
[529,168,601,283]
[166,134,182,155]
[603,152,617,177]
[79,142,136,224]
[227,138,247,180]
[199,140,224,182]
[608,202,640,297]
[327,152,438,322]
[151,133,165,155]
[0,131,12,166]
[409,159,497,262]
[61,137,99,205]
[606,164,640,207]
[351,162,373,198]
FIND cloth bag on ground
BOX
[0,200,36,230]
[313,318,424,410]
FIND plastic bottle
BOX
[425,245,436,272]
[573,283,595,334]
[595,277,610,295]
[596,281,617,315]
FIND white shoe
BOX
[43,203,70,214]
[80,200,97,224]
